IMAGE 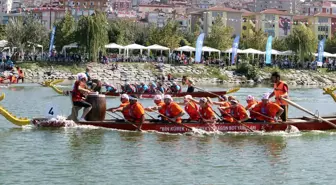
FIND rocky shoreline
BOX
[21,62,336,87]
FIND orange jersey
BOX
[253,102,281,122]
[219,102,233,122]
[185,102,200,120]
[274,81,288,106]
[230,105,248,121]
[120,101,131,120]
[129,102,145,122]
[245,100,258,119]
[200,106,215,120]
[157,101,166,115]
[162,102,183,123]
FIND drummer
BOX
[70,73,93,122]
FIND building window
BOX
[90,2,94,6]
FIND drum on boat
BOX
[85,94,106,121]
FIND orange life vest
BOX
[274,81,288,106]
[185,102,200,120]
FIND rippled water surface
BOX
[0,84,335,185]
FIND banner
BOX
[49,26,56,57]
[195,33,205,63]
[231,36,240,64]
[265,36,273,64]
[318,38,326,63]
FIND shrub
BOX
[235,62,259,80]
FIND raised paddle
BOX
[151,111,194,130]
[281,98,336,129]
[194,86,240,97]
[219,109,255,132]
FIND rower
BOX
[211,95,232,123]
[103,81,117,93]
[245,95,258,121]
[269,72,289,121]
[121,95,145,130]
[123,82,136,93]
[138,82,149,94]
[219,100,249,123]
[145,95,166,120]
[69,73,93,122]
[177,95,200,121]
[252,93,284,123]
[198,97,216,123]
[162,95,185,123]
[156,82,165,94]
[186,79,195,93]
[148,81,157,93]
[107,94,131,121]
[169,82,181,93]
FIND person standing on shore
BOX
[269,72,289,121]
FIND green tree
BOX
[287,24,317,61]
[205,17,233,50]
[0,25,6,40]
[54,12,76,51]
[6,15,48,56]
[272,37,288,51]
[325,33,336,53]
[75,11,109,62]
[241,29,267,50]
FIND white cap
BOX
[154,94,163,101]
[246,95,254,101]
[164,95,173,100]
[121,94,129,100]
[262,93,270,100]
[200,97,207,102]
[230,100,239,104]
[77,73,87,80]
[184,95,192,100]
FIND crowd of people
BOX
[68,71,289,131]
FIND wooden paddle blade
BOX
[227,87,240,94]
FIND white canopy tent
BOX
[223,48,243,61]
[314,52,334,58]
[124,43,146,57]
[270,49,281,55]
[28,41,43,54]
[240,48,264,59]
[202,46,221,57]
[174,46,196,55]
[105,43,124,54]
[279,50,294,56]
[146,44,170,55]
[0,40,8,48]
[62,43,78,57]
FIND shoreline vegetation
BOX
[17,61,336,87]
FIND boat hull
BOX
[103,91,228,98]
[31,117,336,133]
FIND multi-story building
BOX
[254,0,301,14]
[111,0,132,11]
[191,0,217,9]
[138,4,174,19]
[202,6,243,36]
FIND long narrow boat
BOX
[103,91,228,98]
[31,117,336,133]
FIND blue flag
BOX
[195,33,205,63]
[318,38,326,63]
[265,36,273,64]
[49,26,56,57]
[231,36,240,64]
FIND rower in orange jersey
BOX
[219,100,249,123]
[211,95,232,123]
[161,95,185,123]
[176,95,200,121]
[252,93,284,123]
[198,97,216,123]
[107,94,131,121]
[144,95,166,120]
[245,95,259,121]
[121,95,145,130]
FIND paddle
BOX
[151,111,194,130]
[194,86,240,97]
[106,111,142,131]
[281,98,336,129]
[219,109,255,132]
[249,110,280,123]
[145,111,157,120]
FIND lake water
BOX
[0,84,335,185]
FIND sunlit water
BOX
[0,84,335,185]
